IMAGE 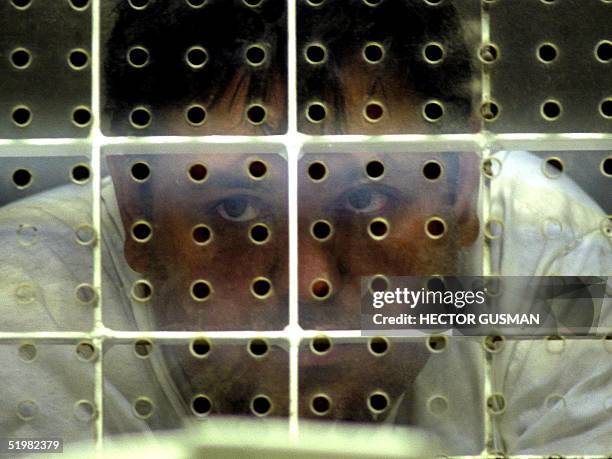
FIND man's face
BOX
[107,152,288,331]
[298,151,481,329]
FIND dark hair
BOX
[297,0,476,133]
[102,0,287,135]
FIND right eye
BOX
[344,187,389,214]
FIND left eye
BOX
[216,196,259,222]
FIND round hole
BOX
[12,106,32,127]
[484,219,503,239]
[427,335,447,353]
[10,48,31,69]
[251,395,272,416]
[600,98,612,118]
[310,394,331,415]
[311,220,332,241]
[243,0,264,7]
[248,160,268,179]
[17,400,38,421]
[480,101,500,121]
[131,221,153,242]
[365,160,384,179]
[12,168,32,189]
[428,396,448,415]
[16,225,38,247]
[186,46,208,69]
[246,104,267,125]
[546,335,565,354]
[600,216,612,238]
[368,392,389,412]
[192,224,212,245]
[306,102,327,123]
[305,44,327,64]
[128,0,149,10]
[191,280,212,301]
[425,217,446,239]
[487,394,506,415]
[131,280,153,302]
[191,395,212,416]
[15,283,36,304]
[76,341,96,361]
[188,163,208,182]
[74,400,96,422]
[249,223,270,244]
[424,0,443,4]
[311,278,331,300]
[543,156,564,178]
[130,107,152,128]
[423,42,444,64]
[544,394,566,410]
[245,44,267,66]
[130,162,151,182]
[369,275,389,293]
[483,335,504,353]
[251,277,272,299]
[127,46,149,68]
[132,397,154,419]
[311,336,332,354]
[369,337,389,355]
[600,156,612,177]
[71,164,91,184]
[595,40,612,63]
[363,0,383,6]
[307,161,328,181]
[76,284,97,304]
[190,338,211,358]
[363,42,384,63]
[541,100,562,120]
[75,224,96,246]
[423,101,444,122]
[134,339,152,358]
[187,0,207,7]
[68,49,89,69]
[481,157,502,178]
[18,343,37,362]
[537,43,558,63]
[69,0,90,9]
[72,107,92,127]
[368,218,389,240]
[185,104,207,126]
[364,102,384,122]
[307,0,325,5]
[478,43,499,63]
[248,338,269,357]
[11,0,32,9]
[422,160,443,180]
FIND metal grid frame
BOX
[0,1,609,457]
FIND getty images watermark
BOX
[360,276,609,336]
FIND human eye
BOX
[336,185,397,214]
[215,194,261,222]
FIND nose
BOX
[298,228,341,304]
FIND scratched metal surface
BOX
[101,144,289,331]
[297,0,482,134]
[486,0,612,133]
[0,341,96,449]
[103,338,290,435]
[100,0,288,136]
[0,145,94,332]
[298,147,482,329]
[298,336,485,456]
[0,0,92,138]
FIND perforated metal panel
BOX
[0,1,92,138]
[0,0,610,457]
